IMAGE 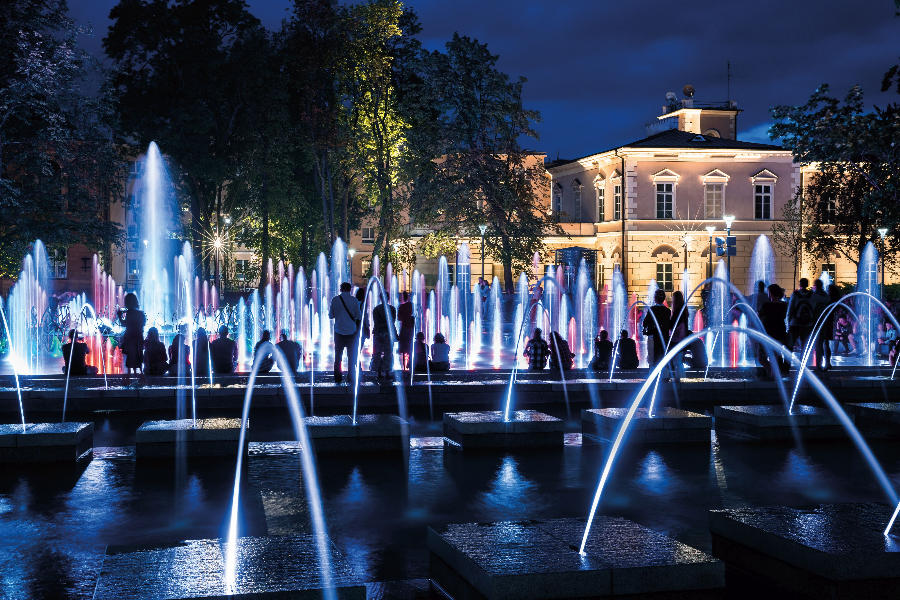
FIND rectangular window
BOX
[49,250,67,279]
[235,259,249,281]
[656,183,674,219]
[755,184,772,219]
[656,263,673,292]
[613,184,622,221]
[128,160,141,178]
[574,190,581,221]
[822,263,836,282]
[823,197,836,223]
[361,227,375,244]
[127,259,139,275]
[704,183,723,219]
[554,193,562,217]
[597,187,605,222]
[127,224,138,240]
[597,264,606,290]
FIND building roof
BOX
[547,129,786,170]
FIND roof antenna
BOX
[727,60,731,104]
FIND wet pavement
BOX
[0,405,899,598]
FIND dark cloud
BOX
[68,0,900,156]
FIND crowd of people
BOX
[59,278,899,382]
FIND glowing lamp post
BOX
[879,228,888,300]
[479,224,488,282]
[213,237,223,294]
[723,215,735,284]
[348,248,356,286]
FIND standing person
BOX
[253,330,275,373]
[277,330,303,373]
[117,292,146,384]
[168,324,192,376]
[397,292,415,369]
[810,279,830,368]
[368,295,397,379]
[329,282,362,385]
[62,330,98,376]
[142,327,169,376]
[752,281,767,314]
[820,284,841,370]
[643,289,671,367]
[787,278,817,358]
[194,328,210,377]
[211,325,238,374]
[524,328,549,370]
[355,288,370,343]
[669,290,689,379]
[758,284,789,377]
[591,330,613,371]
[429,332,451,372]
[614,330,640,369]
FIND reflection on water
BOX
[1,428,899,598]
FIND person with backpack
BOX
[329,282,362,385]
[787,278,819,360]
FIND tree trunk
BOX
[341,187,349,244]
[259,171,270,293]
[316,153,330,249]
[501,233,514,294]
[326,156,336,246]
[301,223,308,274]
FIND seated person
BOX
[835,315,853,354]
[412,331,428,369]
[429,333,451,372]
[549,331,574,370]
[168,325,192,376]
[523,328,549,370]
[613,330,639,369]
[253,330,275,373]
[194,328,210,377]
[143,327,169,376]
[276,330,303,373]
[62,330,98,375]
[591,330,613,371]
[211,325,238,374]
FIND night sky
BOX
[68,0,900,158]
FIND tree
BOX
[0,0,123,277]
[801,169,900,271]
[771,190,805,288]
[339,0,420,272]
[406,33,559,292]
[771,83,900,268]
[283,0,347,249]
[104,0,266,278]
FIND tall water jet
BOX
[140,142,177,332]
[857,241,879,366]
[748,234,776,295]
[710,260,729,366]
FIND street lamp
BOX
[878,228,888,299]
[705,226,715,280]
[723,216,735,283]
[681,234,693,271]
[348,248,356,286]
[213,237,223,293]
[479,224,488,282]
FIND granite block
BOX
[429,517,723,600]
[715,405,845,440]
[710,503,900,599]
[93,534,365,600]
